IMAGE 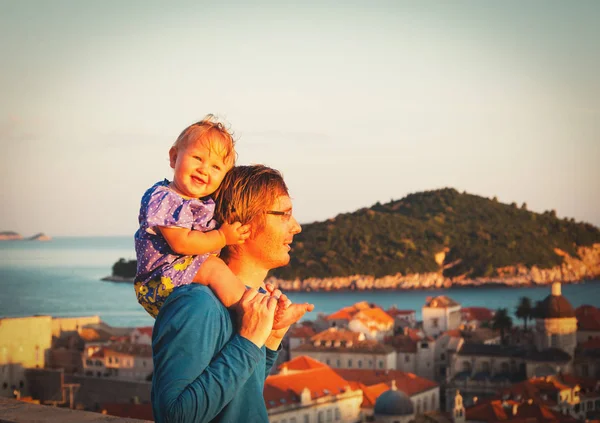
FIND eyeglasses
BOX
[264,210,293,220]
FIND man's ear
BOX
[169,147,178,169]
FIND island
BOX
[0,231,51,241]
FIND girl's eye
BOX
[194,156,203,162]
[213,165,221,171]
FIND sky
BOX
[1,0,599,237]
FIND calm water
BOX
[1,236,599,328]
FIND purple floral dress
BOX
[134,180,218,317]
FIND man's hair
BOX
[172,114,237,165]
[213,165,289,261]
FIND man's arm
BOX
[152,288,262,423]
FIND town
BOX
[1,282,599,423]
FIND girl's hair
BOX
[172,114,237,165]
[212,165,289,261]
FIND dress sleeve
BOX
[152,289,263,423]
[144,189,195,234]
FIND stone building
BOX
[534,283,578,357]
[265,358,363,423]
[0,316,53,398]
[422,296,461,338]
[291,328,396,370]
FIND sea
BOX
[1,236,599,328]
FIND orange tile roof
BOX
[326,309,354,321]
[354,307,394,326]
[425,295,460,308]
[278,355,327,372]
[326,302,376,321]
[311,328,364,343]
[386,308,415,317]
[264,366,357,409]
[443,329,463,338]
[360,382,390,408]
[384,334,418,353]
[333,369,438,396]
[576,305,600,331]
[134,326,153,337]
[466,398,577,423]
[90,348,106,359]
[499,376,577,407]
[462,307,495,322]
[288,325,317,338]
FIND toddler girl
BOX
[134,115,311,327]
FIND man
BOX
[151,165,312,422]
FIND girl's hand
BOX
[219,221,251,245]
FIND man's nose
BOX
[291,217,301,234]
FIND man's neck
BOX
[226,258,268,289]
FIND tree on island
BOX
[492,308,513,345]
[515,297,533,331]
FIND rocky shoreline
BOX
[268,244,600,292]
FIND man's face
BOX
[244,195,301,270]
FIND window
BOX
[440,353,445,360]
[378,361,383,369]
[326,358,330,365]
[335,408,340,421]
[318,411,324,423]
[348,359,352,368]
[368,360,373,367]
[421,342,429,349]
[336,359,341,367]
[358,360,362,368]
[405,355,410,363]
[304,414,310,423]
[432,318,439,328]
[326,409,332,422]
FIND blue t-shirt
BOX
[151,284,278,423]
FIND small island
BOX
[102,258,136,283]
[0,231,52,241]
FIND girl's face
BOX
[169,137,232,199]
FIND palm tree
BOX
[515,297,533,331]
[492,308,513,345]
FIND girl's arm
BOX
[159,226,225,256]
[159,221,250,256]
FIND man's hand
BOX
[237,288,277,348]
[219,221,251,245]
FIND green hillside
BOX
[271,188,600,280]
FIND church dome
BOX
[537,283,575,319]
[374,381,414,416]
